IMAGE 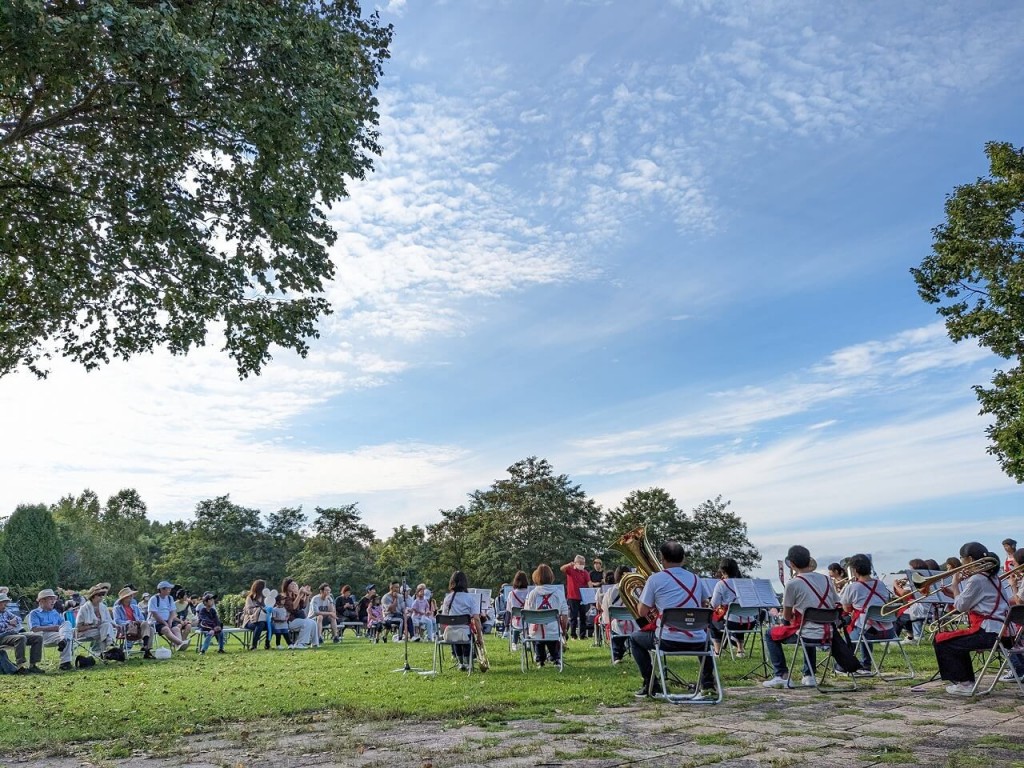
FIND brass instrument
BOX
[880,557,1001,617]
[1000,562,1024,582]
[610,526,662,621]
[471,616,489,672]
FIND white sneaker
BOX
[762,675,788,688]
[999,671,1019,682]
[946,682,974,697]
[292,643,309,649]
[801,675,816,687]
[510,643,518,652]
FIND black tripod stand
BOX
[392,572,426,674]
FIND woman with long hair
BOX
[438,570,481,670]
[242,579,269,650]
[280,578,318,649]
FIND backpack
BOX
[0,649,18,674]
[102,647,127,662]
[75,655,97,669]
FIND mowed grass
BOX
[0,634,940,752]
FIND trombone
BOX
[879,557,1000,617]
[1000,561,1024,582]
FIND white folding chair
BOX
[652,607,722,704]
[721,605,761,661]
[520,609,563,672]
[977,604,1024,696]
[788,607,857,693]
[607,606,635,664]
[431,614,475,675]
[852,606,915,680]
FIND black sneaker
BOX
[59,662,73,671]
[143,651,155,659]
[634,682,663,698]
[27,665,45,675]
[57,639,68,652]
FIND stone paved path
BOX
[6,684,1024,768]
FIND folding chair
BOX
[977,604,1024,696]
[607,606,635,664]
[520,609,563,672]
[789,607,857,692]
[431,614,475,675]
[721,605,761,661]
[508,606,522,653]
[852,606,915,680]
[651,607,721,704]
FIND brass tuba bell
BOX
[610,526,662,620]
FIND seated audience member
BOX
[28,588,73,671]
[335,584,359,636]
[271,595,291,647]
[356,584,376,627]
[601,566,635,664]
[409,583,436,641]
[174,587,191,621]
[839,554,895,669]
[0,592,45,674]
[148,580,192,650]
[197,592,226,653]
[524,564,570,668]
[763,545,839,689]
[366,596,385,642]
[308,583,340,643]
[139,593,150,620]
[439,570,481,670]
[77,584,116,655]
[242,579,270,650]
[113,586,155,658]
[381,582,409,641]
[280,578,318,648]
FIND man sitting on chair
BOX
[0,592,45,674]
[763,545,839,688]
[629,540,715,698]
[839,553,894,670]
[28,589,73,671]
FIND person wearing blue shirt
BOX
[28,589,73,670]
[0,592,44,674]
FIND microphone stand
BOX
[392,573,426,674]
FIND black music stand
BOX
[392,573,426,675]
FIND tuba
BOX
[610,526,663,621]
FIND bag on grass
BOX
[829,624,863,673]
[102,647,127,662]
[0,649,18,674]
[75,655,97,669]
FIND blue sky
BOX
[3,0,1022,584]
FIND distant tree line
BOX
[0,457,760,600]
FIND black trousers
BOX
[630,630,716,691]
[567,599,584,638]
[935,630,998,683]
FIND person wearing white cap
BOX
[0,592,45,673]
[148,581,191,650]
[76,584,115,653]
[28,589,73,670]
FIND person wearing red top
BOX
[560,555,590,640]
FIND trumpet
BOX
[880,556,1000,616]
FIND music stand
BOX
[392,573,426,675]
[733,578,780,681]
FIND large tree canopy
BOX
[911,141,1024,482]
[0,0,392,378]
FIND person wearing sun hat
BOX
[0,591,45,674]
[112,586,155,658]
[76,584,115,654]
[28,588,74,670]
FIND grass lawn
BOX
[0,632,940,753]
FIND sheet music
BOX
[469,588,492,614]
[734,578,781,608]
[701,578,719,598]
[579,587,598,604]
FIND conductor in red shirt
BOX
[560,555,590,640]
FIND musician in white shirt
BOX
[629,541,714,698]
